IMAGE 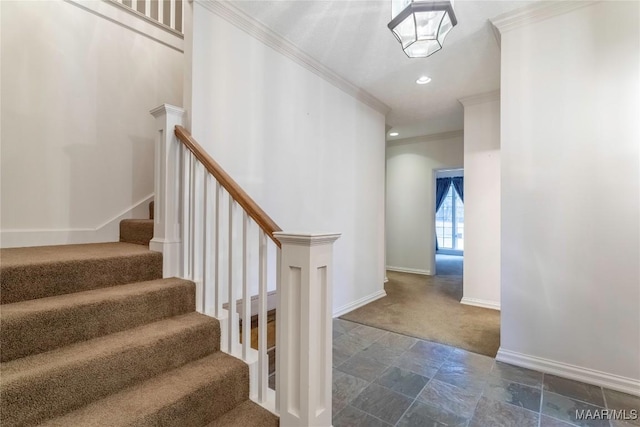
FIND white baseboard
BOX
[0,194,154,248]
[460,297,501,311]
[386,265,431,276]
[496,348,640,396]
[333,290,387,318]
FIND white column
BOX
[273,232,341,427]
[149,104,185,278]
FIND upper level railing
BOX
[149,104,339,426]
[109,0,184,34]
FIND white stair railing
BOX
[150,104,339,426]
[108,0,184,33]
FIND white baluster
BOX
[182,148,191,279]
[258,230,268,403]
[275,245,281,412]
[242,212,251,361]
[131,0,137,12]
[214,182,221,318]
[169,0,176,30]
[273,232,341,427]
[158,0,164,25]
[192,162,204,312]
[227,198,238,354]
[202,173,210,314]
[145,0,151,18]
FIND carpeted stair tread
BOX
[120,219,154,245]
[1,312,220,426]
[37,352,249,427]
[204,400,279,427]
[1,278,195,362]
[0,242,162,304]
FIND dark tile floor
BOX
[331,319,640,427]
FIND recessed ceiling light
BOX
[389,132,399,137]
[416,76,432,85]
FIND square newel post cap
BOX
[272,232,341,246]
[150,104,185,118]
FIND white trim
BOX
[459,90,500,107]
[333,290,387,318]
[490,1,599,34]
[65,0,184,52]
[387,130,463,146]
[460,297,500,311]
[386,265,431,276]
[384,276,389,283]
[0,194,154,248]
[195,0,390,116]
[496,348,640,397]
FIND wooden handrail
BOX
[175,125,282,247]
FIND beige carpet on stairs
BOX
[340,261,500,357]
[0,207,278,426]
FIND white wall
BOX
[186,3,387,315]
[386,133,464,275]
[499,1,640,393]
[460,92,500,310]
[0,0,183,247]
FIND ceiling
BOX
[228,0,532,141]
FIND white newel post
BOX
[149,104,185,278]
[273,232,341,427]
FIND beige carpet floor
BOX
[341,257,500,357]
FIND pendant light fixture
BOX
[388,0,458,58]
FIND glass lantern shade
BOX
[388,0,457,58]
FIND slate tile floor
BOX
[331,319,640,427]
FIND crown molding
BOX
[491,1,600,34]
[195,0,391,116]
[387,129,463,146]
[459,90,500,107]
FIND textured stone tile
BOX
[333,405,392,427]
[334,318,360,335]
[333,329,344,339]
[540,415,580,426]
[357,342,406,366]
[447,348,495,375]
[417,378,482,419]
[407,340,455,365]
[542,391,609,427]
[333,369,370,414]
[490,361,544,388]
[347,324,387,345]
[396,401,468,427]
[434,361,489,394]
[483,378,542,412]
[544,375,605,407]
[374,366,430,398]
[393,349,442,378]
[350,384,414,425]
[336,353,388,382]
[333,333,371,361]
[375,332,417,351]
[604,388,640,426]
[469,396,539,427]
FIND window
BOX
[436,184,464,252]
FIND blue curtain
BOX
[452,177,464,202]
[435,178,452,251]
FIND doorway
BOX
[435,169,463,276]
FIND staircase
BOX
[0,211,279,426]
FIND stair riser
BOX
[1,321,220,427]
[119,220,154,246]
[1,282,196,362]
[141,368,249,427]
[0,253,162,304]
